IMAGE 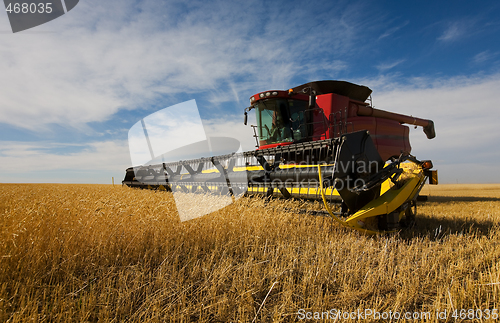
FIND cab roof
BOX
[292,80,372,102]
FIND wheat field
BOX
[0,183,499,322]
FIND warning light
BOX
[421,160,433,169]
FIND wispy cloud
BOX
[378,20,409,40]
[375,59,405,72]
[436,17,485,43]
[438,22,465,42]
[473,50,499,64]
[0,0,375,132]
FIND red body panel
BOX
[259,142,294,150]
[286,93,411,160]
[348,117,411,160]
[315,92,411,160]
[315,93,350,139]
[254,89,411,160]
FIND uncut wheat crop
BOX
[0,183,499,322]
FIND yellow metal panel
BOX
[347,174,423,223]
[429,170,438,185]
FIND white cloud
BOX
[378,21,409,40]
[473,50,499,64]
[203,115,257,152]
[368,74,500,183]
[438,22,464,42]
[375,59,406,72]
[0,0,374,132]
[0,140,131,183]
[437,17,483,43]
[0,140,129,170]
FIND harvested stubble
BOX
[0,183,499,322]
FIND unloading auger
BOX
[123,80,438,234]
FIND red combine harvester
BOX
[123,80,437,233]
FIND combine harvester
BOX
[123,81,437,234]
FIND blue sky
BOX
[1,0,500,183]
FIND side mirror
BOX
[244,106,253,125]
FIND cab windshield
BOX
[254,99,308,146]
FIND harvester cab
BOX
[245,80,435,160]
[124,80,437,234]
[245,92,309,148]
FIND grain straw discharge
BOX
[0,183,499,322]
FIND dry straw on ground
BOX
[0,183,499,322]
